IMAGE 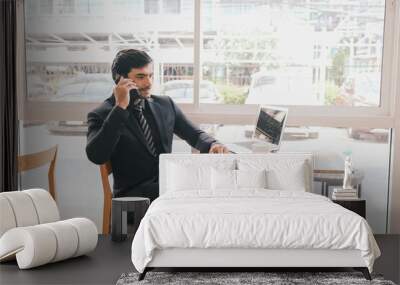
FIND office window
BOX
[145,0,159,14]
[24,0,194,104]
[201,0,385,106]
[39,0,53,14]
[57,0,75,15]
[163,0,181,14]
[21,0,396,123]
[76,0,103,15]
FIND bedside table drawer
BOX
[333,200,366,218]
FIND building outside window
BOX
[163,0,180,14]
[24,0,386,109]
[144,0,159,14]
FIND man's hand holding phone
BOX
[113,75,138,109]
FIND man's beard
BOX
[139,87,151,97]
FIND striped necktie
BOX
[133,100,158,157]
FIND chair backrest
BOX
[18,145,58,201]
[99,161,112,234]
[0,189,60,237]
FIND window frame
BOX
[17,0,399,129]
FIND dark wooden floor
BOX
[0,235,398,285]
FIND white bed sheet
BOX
[131,190,380,273]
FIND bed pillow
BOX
[236,169,267,189]
[237,158,310,191]
[211,168,237,191]
[211,169,268,191]
[165,157,236,192]
[167,163,211,192]
[266,162,307,191]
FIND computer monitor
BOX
[253,106,288,151]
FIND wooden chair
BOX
[99,161,112,234]
[18,145,58,201]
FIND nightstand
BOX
[332,199,366,218]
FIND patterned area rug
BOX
[116,271,396,285]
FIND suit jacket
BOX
[86,95,217,195]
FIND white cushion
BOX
[236,169,267,189]
[160,154,313,194]
[165,156,236,192]
[0,218,98,269]
[42,221,79,262]
[167,163,211,191]
[237,158,310,191]
[0,225,57,269]
[211,168,268,193]
[0,189,98,269]
[211,168,237,191]
[0,192,39,227]
[0,189,59,234]
[267,163,307,191]
[0,196,17,237]
[24,189,60,223]
[64,218,98,257]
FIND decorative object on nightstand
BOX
[313,169,363,197]
[314,151,364,198]
[332,199,366,218]
[111,197,150,242]
[332,187,359,200]
[332,151,359,200]
[343,152,354,190]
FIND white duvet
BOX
[131,190,380,273]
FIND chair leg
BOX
[138,268,148,281]
[354,267,371,280]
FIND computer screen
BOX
[253,106,288,147]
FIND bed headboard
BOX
[159,153,314,195]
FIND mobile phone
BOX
[129,88,141,101]
[115,74,142,100]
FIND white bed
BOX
[131,153,380,280]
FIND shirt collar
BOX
[133,98,145,109]
[130,95,153,111]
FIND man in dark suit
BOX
[86,49,228,201]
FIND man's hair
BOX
[111,49,153,83]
